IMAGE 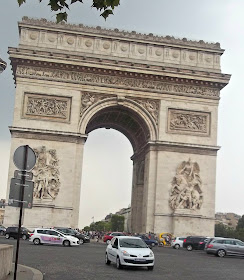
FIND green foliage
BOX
[111,215,124,232]
[86,221,111,232]
[215,222,244,242]
[17,0,121,23]
[236,215,244,230]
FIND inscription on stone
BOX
[168,109,210,135]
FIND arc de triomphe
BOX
[4,17,230,236]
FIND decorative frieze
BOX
[168,109,210,136]
[17,66,220,99]
[23,93,71,122]
[32,146,60,200]
[169,159,203,211]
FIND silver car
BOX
[206,237,244,257]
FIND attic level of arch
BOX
[9,49,230,95]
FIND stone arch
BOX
[79,96,158,152]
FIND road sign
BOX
[13,145,36,171]
[8,178,34,209]
[14,170,33,181]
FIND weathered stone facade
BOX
[4,17,230,236]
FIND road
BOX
[1,237,244,280]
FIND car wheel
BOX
[106,239,110,245]
[217,249,226,258]
[63,240,70,247]
[33,238,40,245]
[148,266,154,271]
[105,253,111,265]
[175,244,180,249]
[79,239,84,245]
[186,245,193,251]
[22,234,27,240]
[151,242,156,247]
[116,256,122,269]
[0,231,4,236]
[5,233,10,239]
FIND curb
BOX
[19,264,43,280]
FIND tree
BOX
[17,0,121,23]
[111,215,124,232]
[236,215,244,230]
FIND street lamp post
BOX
[0,56,7,74]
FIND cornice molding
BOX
[9,126,87,144]
[20,17,222,51]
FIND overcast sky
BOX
[0,0,243,228]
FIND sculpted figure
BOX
[33,146,60,200]
[169,159,203,210]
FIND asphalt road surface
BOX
[1,237,243,280]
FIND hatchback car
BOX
[136,235,158,247]
[105,236,154,270]
[103,232,126,244]
[5,226,31,240]
[54,227,90,244]
[171,237,186,249]
[29,228,79,246]
[206,237,244,257]
[183,236,207,251]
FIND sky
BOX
[0,0,244,228]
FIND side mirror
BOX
[107,240,111,245]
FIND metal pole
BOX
[13,145,28,280]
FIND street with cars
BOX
[0,234,244,280]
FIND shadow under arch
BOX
[79,97,158,153]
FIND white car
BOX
[29,228,79,247]
[171,237,186,249]
[105,236,154,270]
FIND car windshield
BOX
[119,238,148,248]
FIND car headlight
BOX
[121,250,130,256]
[149,251,154,257]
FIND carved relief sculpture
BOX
[169,159,203,210]
[23,93,71,122]
[32,146,60,200]
[80,92,111,116]
[168,109,210,135]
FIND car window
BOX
[48,230,59,236]
[213,239,224,244]
[179,238,185,241]
[114,238,118,247]
[236,241,244,246]
[37,230,45,234]
[223,240,236,245]
[119,238,148,248]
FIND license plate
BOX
[135,258,145,262]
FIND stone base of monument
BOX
[172,209,215,237]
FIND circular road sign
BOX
[13,145,36,171]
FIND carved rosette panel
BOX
[80,92,111,116]
[32,146,60,200]
[17,66,220,100]
[169,159,203,211]
[23,93,71,122]
[168,109,210,136]
[130,98,160,125]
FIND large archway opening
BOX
[79,105,152,231]
[79,128,133,229]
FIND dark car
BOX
[54,227,90,244]
[5,226,31,240]
[183,236,207,251]
[0,225,6,236]
[137,235,158,247]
